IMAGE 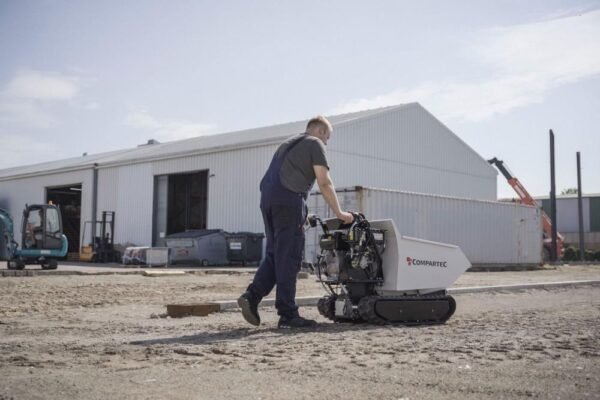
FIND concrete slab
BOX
[0,260,256,277]
[448,280,600,294]
[143,270,186,277]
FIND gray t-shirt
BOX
[277,133,329,193]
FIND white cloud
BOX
[124,110,216,141]
[0,100,57,129]
[0,131,65,169]
[125,111,161,130]
[473,10,600,82]
[332,9,600,122]
[82,101,100,111]
[4,69,80,100]
[0,69,90,129]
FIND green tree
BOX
[560,188,578,195]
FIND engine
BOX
[308,214,386,320]
[317,220,385,284]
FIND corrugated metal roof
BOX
[0,104,405,180]
[534,193,600,200]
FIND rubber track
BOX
[319,294,456,326]
[357,296,386,325]
[317,295,359,323]
[317,296,337,321]
[358,294,456,326]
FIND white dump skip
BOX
[370,220,471,293]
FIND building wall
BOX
[96,163,154,246]
[540,197,600,233]
[0,169,94,248]
[95,108,499,248]
[538,196,600,250]
[96,144,277,246]
[2,106,499,248]
[556,198,591,232]
[329,104,497,200]
[562,232,600,250]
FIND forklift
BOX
[0,203,69,270]
[79,211,121,263]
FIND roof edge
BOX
[0,164,96,182]
[310,185,538,209]
[96,137,284,170]
[414,104,498,177]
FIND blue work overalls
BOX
[249,135,309,319]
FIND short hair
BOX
[306,115,332,133]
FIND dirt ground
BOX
[0,266,599,399]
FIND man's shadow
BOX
[129,321,407,347]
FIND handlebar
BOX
[307,212,366,233]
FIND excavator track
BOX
[358,294,456,326]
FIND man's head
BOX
[306,116,332,145]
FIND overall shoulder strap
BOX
[279,134,306,158]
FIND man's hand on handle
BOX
[314,165,355,225]
[337,211,354,225]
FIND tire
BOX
[8,259,25,270]
[0,232,9,261]
[42,259,58,270]
[201,259,209,267]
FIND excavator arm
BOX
[488,158,564,259]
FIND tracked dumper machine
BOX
[309,214,471,325]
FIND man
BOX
[238,116,354,329]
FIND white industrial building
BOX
[537,194,600,250]
[1,103,523,263]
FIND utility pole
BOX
[549,130,558,261]
[576,152,585,261]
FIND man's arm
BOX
[314,165,354,224]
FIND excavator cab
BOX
[22,204,64,250]
[8,204,68,270]
[2,204,68,270]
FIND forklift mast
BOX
[80,211,119,263]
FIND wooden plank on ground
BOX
[166,303,221,318]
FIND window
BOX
[46,208,61,233]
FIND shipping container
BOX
[305,187,543,266]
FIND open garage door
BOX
[46,184,82,255]
[153,171,208,246]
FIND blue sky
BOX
[0,0,599,198]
